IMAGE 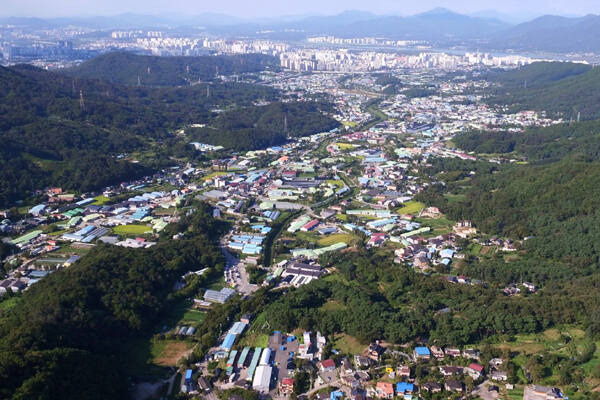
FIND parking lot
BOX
[269,334,299,383]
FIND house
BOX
[489,358,504,367]
[396,382,414,398]
[354,355,370,369]
[413,347,430,360]
[397,366,410,379]
[197,376,212,393]
[280,378,294,395]
[444,348,461,358]
[445,380,463,392]
[430,346,445,359]
[321,359,336,372]
[467,363,484,379]
[375,382,394,399]
[341,357,354,375]
[368,342,386,361]
[463,348,480,360]
[490,370,508,381]
[422,382,442,393]
[453,220,477,238]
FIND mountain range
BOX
[2,9,600,53]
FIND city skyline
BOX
[1,0,598,20]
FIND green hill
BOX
[485,62,600,120]
[0,64,279,206]
[64,52,280,86]
[188,101,340,151]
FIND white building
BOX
[252,365,272,393]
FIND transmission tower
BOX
[79,90,85,111]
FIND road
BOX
[220,232,259,296]
[472,380,500,400]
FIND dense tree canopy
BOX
[0,202,225,400]
[64,52,281,86]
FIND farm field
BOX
[318,233,356,246]
[397,201,425,215]
[113,224,153,235]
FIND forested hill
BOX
[454,120,600,162]
[419,117,600,292]
[0,64,278,206]
[484,62,600,120]
[188,101,340,151]
[0,201,226,400]
[483,61,591,88]
[64,52,281,86]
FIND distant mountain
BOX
[469,10,540,24]
[329,9,510,40]
[489,14,600,52]
[1,9,511,41]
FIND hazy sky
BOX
[1,0,598,19]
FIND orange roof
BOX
[377,382,394,394]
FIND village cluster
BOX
[0,67,567,400]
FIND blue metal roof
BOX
[221,333,237,350]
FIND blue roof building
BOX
[414,347,430,358]
[220,333,237,351]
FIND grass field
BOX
[92,195,111,206]
[492,326,587,355]
[153,341,194,366]
[418,216,455,235]
[179,309,206,326]
[332,334,366,355]
[335,214,348,222]
[326,180,345,189]
[239,332,270,348]
[318,233,356,246]
[397,201,425,215]
[335,142,355,150]
[202,171,228,181]
[113,224,152,235]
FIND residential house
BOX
[354,355,370,369]
[375,382,394,399]
[490,370,508,381]
[430,346,445,359]
[321,359,336,372]
[445,380,463,392]
[463,349,480,360]
[467,363,484,379]
[280,378,294,395]
[368,342,386,361]
[397,366,410,379]
[341,358,354,375]
[422,382,442,393]
[444,348,461,358]
[413,347,430,360]
[396,382,414,398]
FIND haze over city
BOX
[1,0,598,20]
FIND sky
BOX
[1,0,598,19]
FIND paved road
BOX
[220,235,259,296]
[473,380,500,400]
